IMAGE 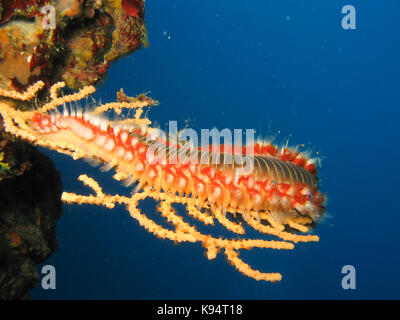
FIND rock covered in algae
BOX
[0,123,63,299]
[0,0,148,90]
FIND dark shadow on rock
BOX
[0,132,63,300]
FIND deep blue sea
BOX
[31,0,400,299]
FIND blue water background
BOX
[31,0,400,299]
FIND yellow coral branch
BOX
[0,81,45,100]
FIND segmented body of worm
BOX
[0,82,326,282]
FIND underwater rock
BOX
[0,0,148,90]
[0,125,63,299]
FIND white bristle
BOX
[91,117,100,127]
[122,176,136,187]
[100,119,108,132]
[120,131,128,143]
[76,107,82,118]
[131,136,138,146]
[124,151,133,161]
[83,156,101,167]
[132,182,143,194]
[83,112,90,122]
[113,126,121,136]
[62,103,68,116]
[95,135,107,147]
[116,146,125,158]
[104,138,115,151]
[306,158,316,165]
[100,162,114,172]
